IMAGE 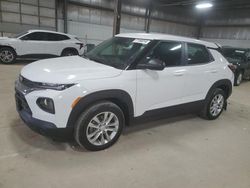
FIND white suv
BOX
[0,30,84,64]
[15,33,234,151]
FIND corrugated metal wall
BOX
[57,0,198,44]
[201,9,250,48]
[0,0,56,36]
[1,0,249,48]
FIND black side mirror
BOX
[137,58,165,71]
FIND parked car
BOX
[0,30,84,64]
[15,33,234,151]
[221,47,250,86]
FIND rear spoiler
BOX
[207,43,222,53]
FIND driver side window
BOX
[20,32,48,41]
[142,41,183,67]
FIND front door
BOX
[135,41,187,116]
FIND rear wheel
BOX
[61,49,78,56]
[200,88,226,120]
[0,47,16,64]
[234,71,243,86]
[74,101,124,151]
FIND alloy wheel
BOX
[209,94,224,117]
[237,73,243,85]
[0,50,14,63]
[86,112,119,146]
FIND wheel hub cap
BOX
[210,94,224,117]
[86,112,119,146]
[0,50,14,63]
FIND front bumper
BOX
[17,108,73,141]
[15,80,73,141]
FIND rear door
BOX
[45,33,71,56]
[181,43,219,103]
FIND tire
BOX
[234,71,243,86]
[74,101,125,151]
[61,49,78,56]
[0,47,16,64]
[199,88,226,120]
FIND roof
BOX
[116,33,218,48]
[27,29,75,38]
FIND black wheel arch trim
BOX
[205,79,232,100]
[66,89,134,129]
[0,45,17,55]
[61,47,79,55]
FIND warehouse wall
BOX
[57,0,198,45]
[200,9,250,48]
[0,0,56,37]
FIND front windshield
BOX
[85,37,151,69]
[12,31,28,38]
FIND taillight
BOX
[228,63,237,73]
[76,42,84,49]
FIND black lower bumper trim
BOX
[18,110,73,141]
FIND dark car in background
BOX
[221,47,250,86]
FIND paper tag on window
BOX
[132,39,150,44]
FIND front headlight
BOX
[19,75,75,91]
[39,83,75,91]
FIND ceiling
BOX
[125,0,250,10]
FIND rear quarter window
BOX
[187,43,213,65]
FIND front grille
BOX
[15,90,32,115]
[20,76,38,88]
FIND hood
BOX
[0,37,9,40]
[21,56,122,83]
[0,37,18,44]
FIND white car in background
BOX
[0,30,84,64]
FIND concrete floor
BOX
[0,61,250,188]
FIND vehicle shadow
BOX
[9,118,68,151]
[9,113,198,153]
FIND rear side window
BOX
[47,33,70,41]
[147,41,183,67]
[21,32,48,41]
[187,43,212,65]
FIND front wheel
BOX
[74,101,124,151]
[0,47,16,64]
[200,88,226,120]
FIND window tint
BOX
[21,32,48,41]
[47,33,70,41]
[187,44,211,65]
[146,41,183,67]
[20,32,69,41]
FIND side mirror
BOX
[137,58,165,71]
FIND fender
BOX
[0,45,16,54]
[66,89,134,129]
[61,47,79,56]
[205,79,232,100]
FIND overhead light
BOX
[195,2,213,9]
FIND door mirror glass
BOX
[137,58,165,71]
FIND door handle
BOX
[208,69,218,73]
[173,70,186,76]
